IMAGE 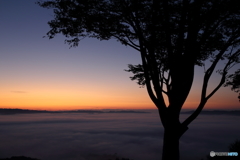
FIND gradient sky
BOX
[0,0,239,110]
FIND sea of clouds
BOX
[0,109,239,160]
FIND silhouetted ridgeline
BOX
[0,156,133,160]
[1,108,240,115]
[0,108,149,115]
[0,109,50,114]
[182,110,240,116]
[0,156,39,160]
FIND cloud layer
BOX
[11,91,27,93]
[0,110,239,160]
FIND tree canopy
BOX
[225,69,240,101]
[225,69,240,92]
[37,0,240,124]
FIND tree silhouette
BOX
[37,0,240,160]
[224,69,240,101]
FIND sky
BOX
[0,0,239,111]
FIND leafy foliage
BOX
[125,64,146,87]
[225,69,240,92]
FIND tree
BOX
[224,69,240,101]
[37,0,240,160]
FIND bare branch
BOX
[126,35,140,48]
[182,46,239,127]
[112,35,140,51]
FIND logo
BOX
[210,151,238,157]
[210,151,215,157]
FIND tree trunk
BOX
[162,126,180,160]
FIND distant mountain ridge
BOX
[0,156,39,160]
[0,108,50,114]
[1,108,240,116]
[182,110,240,116]
[0,108,149,115]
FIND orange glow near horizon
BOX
[1,62,239,111]
[0,86,157,111]
[1,85,239,111]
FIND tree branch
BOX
[182,45,238,127]
[140,46,158,107]
[112,35,140,51]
